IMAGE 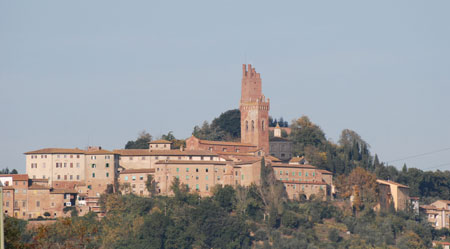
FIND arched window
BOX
[251,120,255,131]
[245,121,249,131]
[262,120,265,131]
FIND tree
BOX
[336,167,379,211]
[289,116,327,156]
[145,174,157,197]
[192,109,241,141]
[125,131,152,149]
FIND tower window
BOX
[246,121,248,131]
[262,120,265,131]
[251,120,255,131]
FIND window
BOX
[279,171,283,175]
[186,168,189,172]
[246,120,248,131]
[241,175,244,180]
[189,156,193,160]
[76,163,80,168]
[195,176,199,180]
[92,173,95,178]
[5,202,9,207]
[77,155,80,158]
[64,175,67,180]
[262,120,265,131]
[106,155,111,159]
[200,156,204,161]
[43,175,46,179]
[305,172,308,177]
[140,176,143,180]
[210,156,213,160]
[299,172,301,176]
[106,172,109,177]
[312,172,315,177]
[155,156,158,160]
[76,175,80,180]
[129,156,133,160]
[132,176,136,181]
[36,201,40,207]
[222,148,227,152]
[206,175,209,180]
[292,172,295,176]
[206,184,209,191]
[70,175,73,180]
[64,163,67,168]
[92,164,96,168]
[14,181,17,186]
[251,120,255,131]
[22,201,26,207]
[196,168,199,172]
[14,189,18,194]
[209,147,213,151]
[91,156,96,160]
[206,168,208,173]
[106,163,109,168]
[124,176,129,181]
[186,175,189,180]
[176,168,179,172]
[57,175,61,180]
[70,163,73,168]
[22,190,26,194]
[196,184,199,190]
[141,157,145,160]
[88,185,92,190]
[217,176,221,181]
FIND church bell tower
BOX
[240,64,270,152]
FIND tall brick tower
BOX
[240,64,270,153]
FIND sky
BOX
[1,0,449,173]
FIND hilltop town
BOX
[2,65,450,248]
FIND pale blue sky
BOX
[1,0,449,173]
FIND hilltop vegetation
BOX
[5,164,439,249]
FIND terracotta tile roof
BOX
[198,140,257,147]
[2,186,14,190]
[154,160,227,165]
[265,155,282,162]
[289,156,305,163]
[149,139,172,144]
[85,149,115,155]
[24,148,85,154]
[28,185,50,190]
[281,180,327,185]
[120,168,156,174]
[51,189,78,194]
[318,169,333,175]
[420,205,442,210]
[235,160,261,165]
[376,179,409,189]
[217,151,255,156]
[114,149,218,156]
[271,163,317,169]
[434,241,450,246]
[0,174,28,181]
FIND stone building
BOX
[269,123,293,161]
[421,200,450,229]
[376,179,410,211]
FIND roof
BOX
[113,149,218,156]
[85,149,115,155]
[0,174,28,181]
[25,148,85,154]
[281,180,327,185]
[376,179,409,189]
[434,241,450,246]
[28,185,50,190]
[120,168,156,174]
[289,156,306,163]
[51,189,78,194]
[318,169,333,175]
[2,186,14,190]
[198,140,256,147]
[155,160,227,165]
[269,137,290,142]
[271,163,317,169]
[149,139,172,144]
[235,160,261,165]
[265,155,282,162]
